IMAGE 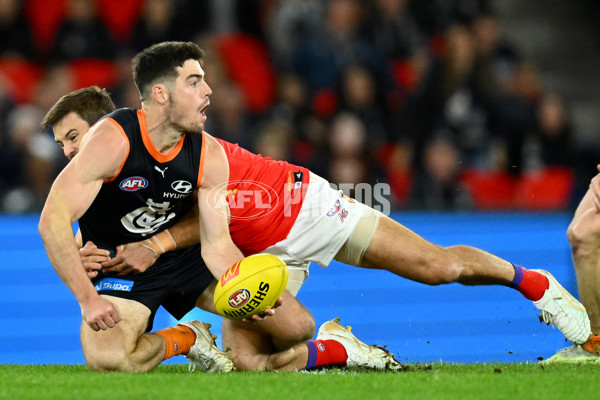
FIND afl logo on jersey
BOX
[171,180,193,194]
[119,176,148,191]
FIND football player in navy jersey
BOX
[40,44,400,373]
[40,85,236,373]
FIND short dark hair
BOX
[41,86,116,129]
[132,41,205,101]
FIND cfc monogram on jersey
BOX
[120,198,177,235]
[78,108,204,250]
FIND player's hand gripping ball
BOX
[214,253,289,320]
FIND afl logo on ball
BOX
[119,176,148,191]
[228,289,251,308]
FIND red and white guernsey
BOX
[215,138,310,256]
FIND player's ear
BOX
[152,84,170,104]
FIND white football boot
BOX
[178,321,234,373]
[541,344,599,364]
[532,270,591,344]
[316,318,404,371]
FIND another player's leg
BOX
[266,317,402,371]
[221,290,316,370]
[221,319,306,371]
[81,295,232,372]
[222,315,401,371]
[544,190,600,363]
[358,214,591,344]
[219,269,400,373]
[314,317,403,370]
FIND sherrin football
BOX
[214,253,289,320]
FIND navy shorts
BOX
[91,244,214,331]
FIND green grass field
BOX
[2,363,599,400]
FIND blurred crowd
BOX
[0,0,595,213]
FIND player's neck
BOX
[141,107,183,154]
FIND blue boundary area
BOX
[0,211,576,364]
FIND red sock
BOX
[155,325,196,360]
[510,265,549,301]
[305,340,348,369]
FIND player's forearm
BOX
[166,205,201,248]
[39,209,98,304]
[130,204,200,257]
[201,242,244,279]
[197,190,241,278]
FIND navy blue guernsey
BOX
[79,108,205,252]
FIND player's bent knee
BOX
[280,316,315,343]
[82,335,146,372]
[567,222,591,247]
[568,221,582,244]
[270,293,315,344]
[86,350,154,373]
[82,333,130,372]
[298,318,316,341]
[266,312,315,351]
[567,224,583,254]
[236,358,264,371]
[567,219,600,258]
[567,209,600,244]
[227,348,268,371]
[85,350,129,372]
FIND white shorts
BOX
[263,173,373,294]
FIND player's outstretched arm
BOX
[38,119,127,331]
[199,135,280,321]
[197,133,245,278]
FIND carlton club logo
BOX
[228,289,251,308]
[206,180,279,220]
[119,176,148,191]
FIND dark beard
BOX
[169,99,203,134]
[174,121,203,135]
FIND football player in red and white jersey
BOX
[45,42,590,372]
[120,133,594,369]
[104,43,591,369]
